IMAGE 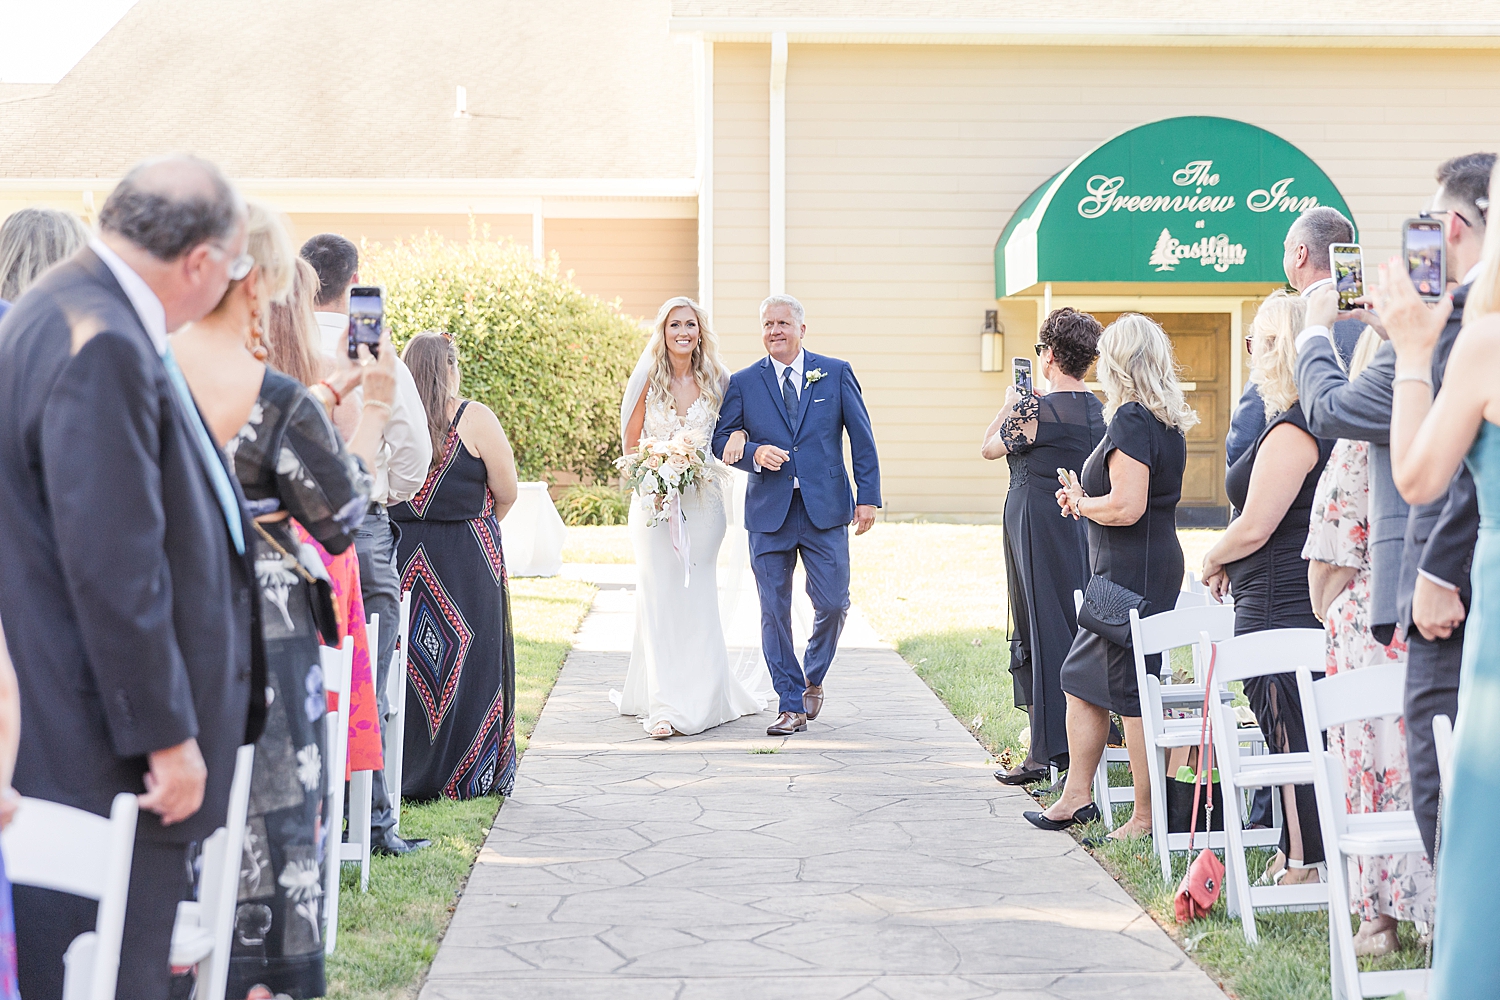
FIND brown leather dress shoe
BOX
[803,684,824,720]
[766,711,808,736]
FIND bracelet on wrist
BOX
[317,379,343,406]
[363,399,393,415]
[1392,373,1433,389]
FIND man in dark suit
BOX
[1392,152,1493,860]
[0,154,265,999]
[713,294,881,736]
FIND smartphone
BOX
[1403,218,1446,302]
[1012,357,1032,393]
[347,285,384,358]
[1329,242,1364,310]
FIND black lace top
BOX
[1002,390,1105,491]
[227,368,371,555]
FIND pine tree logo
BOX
[1149,228,1179,272]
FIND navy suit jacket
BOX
[0,249,264,844]
[713,351,881,533]
[1400,283,1477,619]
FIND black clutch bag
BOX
[1076,574,1151,648]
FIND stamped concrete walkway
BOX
[420,571,1227,1000]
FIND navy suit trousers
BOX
[750,492,850,714]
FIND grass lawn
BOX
[850,523,1432,1000]
[325,575,596,1000]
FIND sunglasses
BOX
[1245,335,1254,354]
[209,243,255,281]
[1034,343,1049,356]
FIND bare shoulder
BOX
[1449,313,1500,369]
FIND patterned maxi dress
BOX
[390,402,518,800]
[225,370,370,999]
[1302,438,1433,924]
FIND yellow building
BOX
[6,1,1500,519]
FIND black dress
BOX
[226,370,370,999]
[1002,390,1105,766]
[390,402,518,800]
[1224,400,1333,866]
[1060,401,1187,716]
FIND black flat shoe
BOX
[1022,802,1100,831]
[994,764,1051,786]
[373,833,432,857]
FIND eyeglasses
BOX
[1428,203,1488,228]
[209,243,255,281]
[1244,335,1254,354]
[1033,343,1048,356]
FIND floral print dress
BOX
[1302,438,1433,924]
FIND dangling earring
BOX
[247,306,269,361]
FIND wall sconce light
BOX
[980,309,1005,372]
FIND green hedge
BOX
[556,484,632,527]
[360,234,644,482]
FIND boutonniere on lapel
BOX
[804,368,827,389]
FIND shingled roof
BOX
[0,0,695,180]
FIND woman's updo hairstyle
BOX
[1038,307,1103,379]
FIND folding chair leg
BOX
[348,771,372,893]
[1148,743,1172,883]
[1093,753,1114,832]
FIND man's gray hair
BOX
[1288,206,1355,273]
[760,293,805,327]
[98,154,243,261]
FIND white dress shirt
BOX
[90,238,167,355]
[763,349,805,487]
[315,311,433,505]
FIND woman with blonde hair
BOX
[172,201,386,999]
[613,296,768,737]
[0,207,88,302]
[1025,313,1193,833]
[1199,290,1334,886]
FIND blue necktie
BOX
[162,346,246,556]
[782,368,798,421]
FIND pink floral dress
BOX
[1302,438,1433,924]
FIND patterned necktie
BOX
[162,345,246,556]
[782,367,798,421]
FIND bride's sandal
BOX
[650,723,673,740]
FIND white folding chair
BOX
[1209,628,1328,943]
[384,591,412,836]
[1127,604,1241,876]
[321,635,354,954]
[340,615,377,895]
[1298,663,1429,1000]
[1432,713,1454,789]
[169,743,255,1000]
[1080,590,1234,831]
[3,792,138,1000]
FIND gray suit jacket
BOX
[1295,336,1406,633]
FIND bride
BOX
[611,296,772,738]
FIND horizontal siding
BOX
[712,41,1500,516]
[546,217,699,321]
[286,213,533,249]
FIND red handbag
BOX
[1174,644,1225,922]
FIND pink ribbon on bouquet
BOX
[667,489,691,587]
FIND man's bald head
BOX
[99,154,245,261]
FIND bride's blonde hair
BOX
[645,296,727,412]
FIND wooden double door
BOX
[1090,312,1231,527]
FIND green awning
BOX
[995,116,1356,297]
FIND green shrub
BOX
[360,233,644,482]
[556,484,632,526]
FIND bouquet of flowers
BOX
[615,429,712,585]
[615,429,711,527]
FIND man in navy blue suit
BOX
[714,295,881,736]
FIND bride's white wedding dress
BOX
[610,388,771,734]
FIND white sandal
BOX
[650,723,673,740]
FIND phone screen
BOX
[1012,357,1032,393]
[348,286,384,358]
[1404,221,1445,301]
[1330,243,1363,310]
